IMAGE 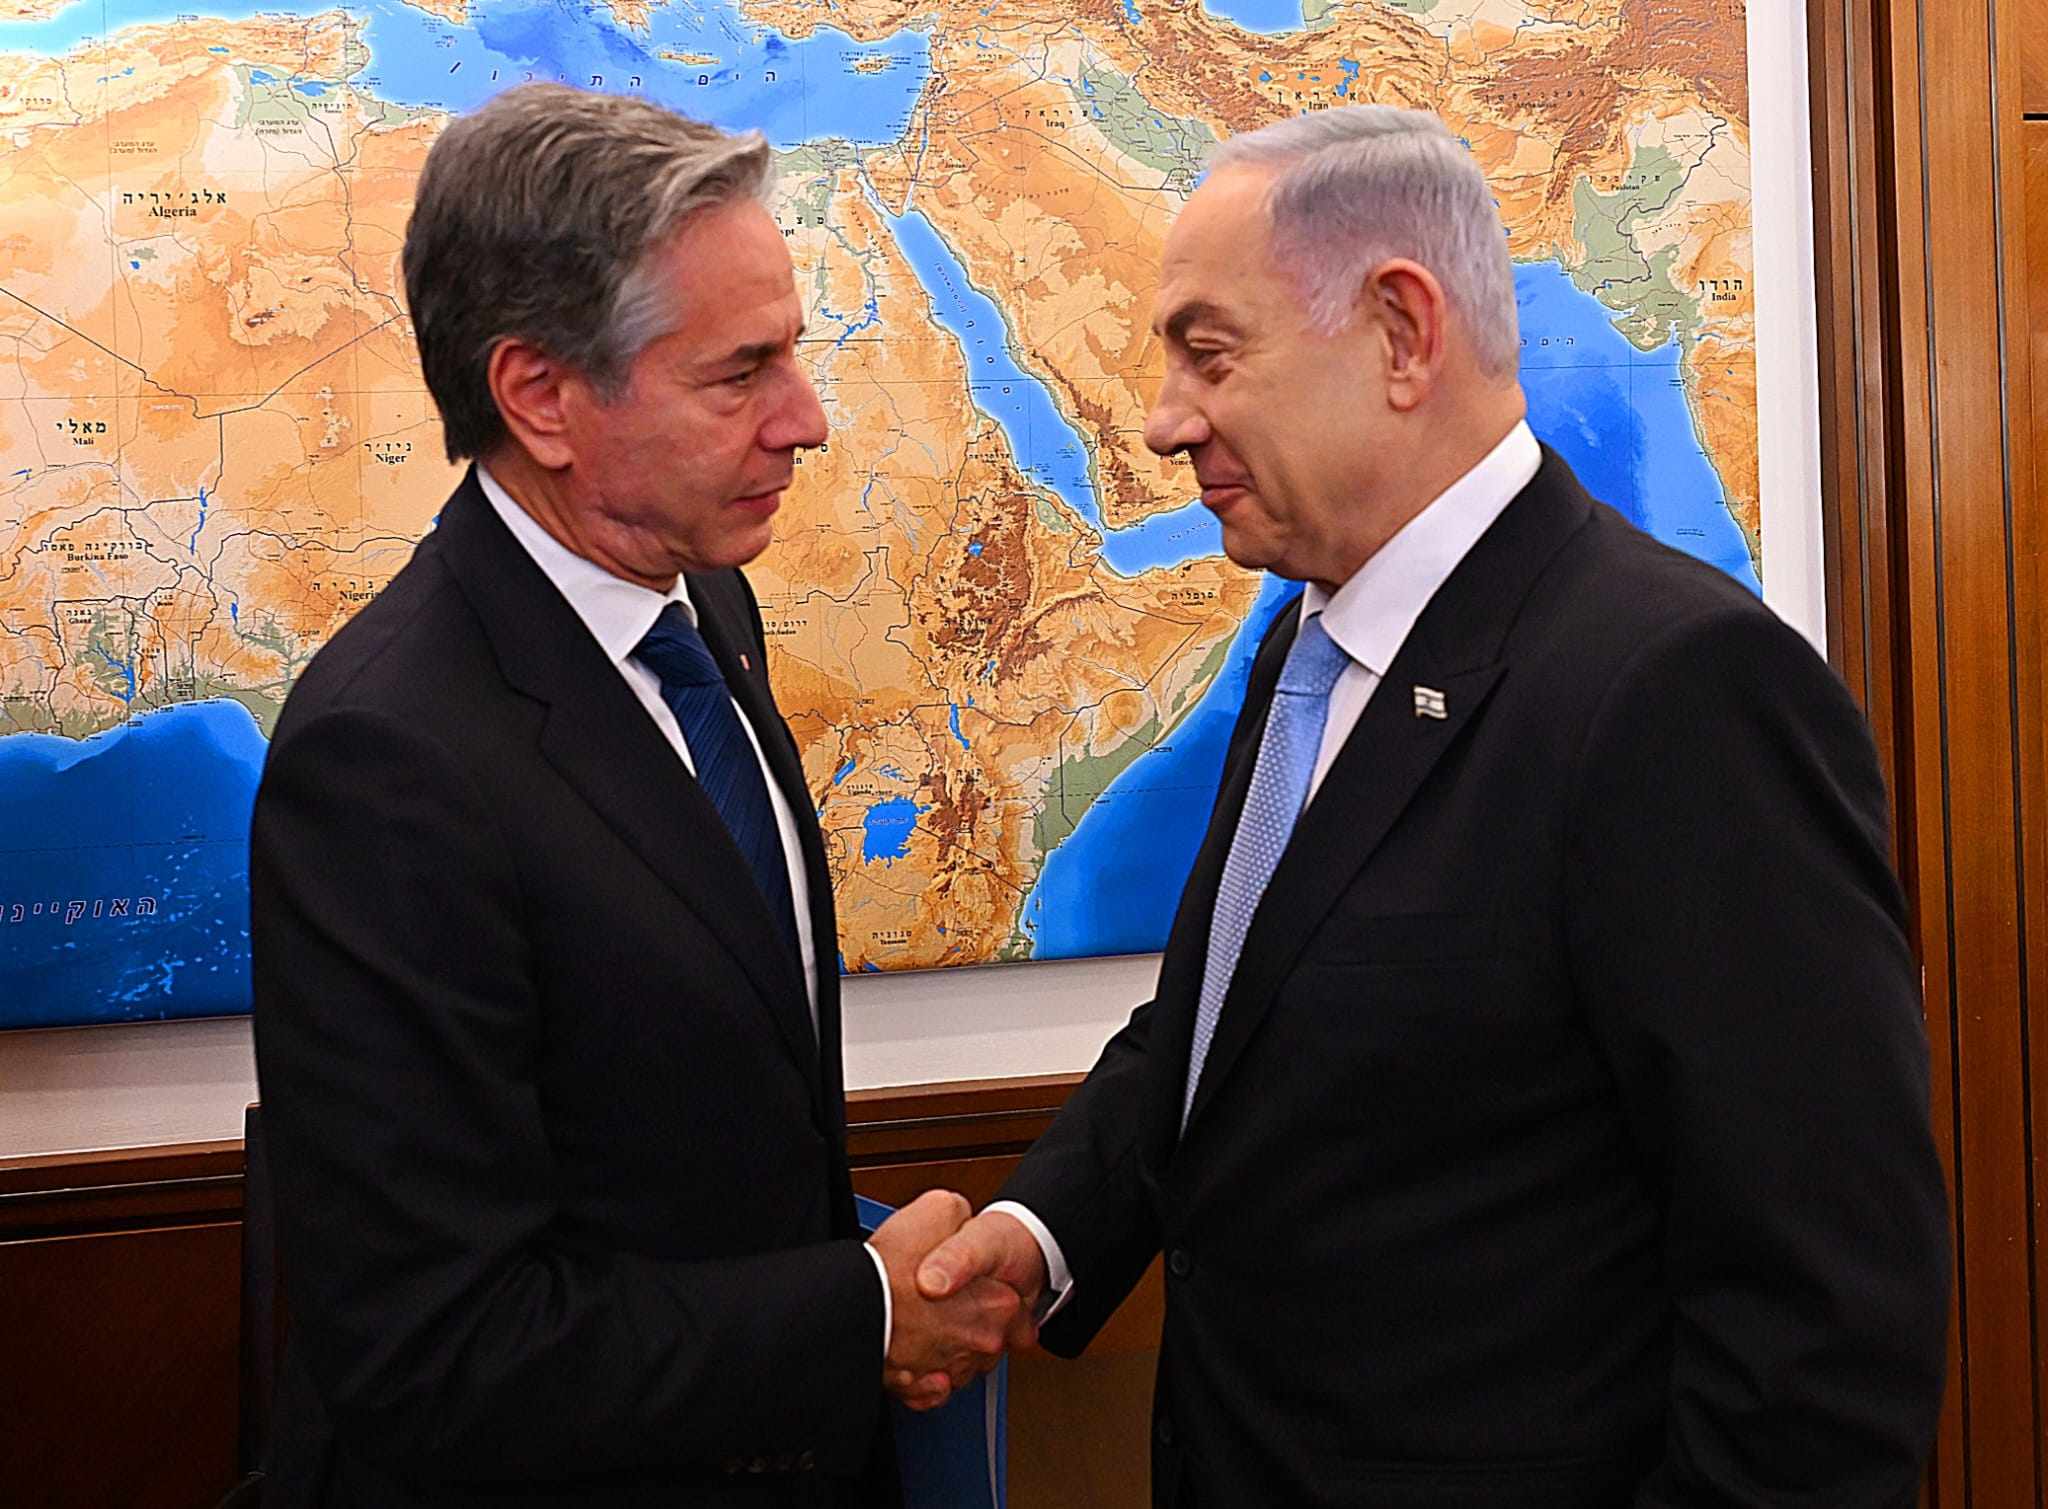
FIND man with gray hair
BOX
[252,84,1013,1508]
[920,105,1949,1506]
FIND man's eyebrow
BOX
[1157,301,1238,343]
[709,322,806,368]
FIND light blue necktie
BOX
[1183,611,1352,1128]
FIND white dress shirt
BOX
[990,419,1543,1312]
[1300,418,1541,799]
[477,466,896,1349]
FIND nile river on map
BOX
[1,0,1761,1022]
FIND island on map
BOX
[0,0,1756,1022]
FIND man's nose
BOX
[768,363,829,451]
[1143,378,1208,457]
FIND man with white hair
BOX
[921,106,1948,1506]
[251,85,1014,1507]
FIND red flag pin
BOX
[740,653,752,671]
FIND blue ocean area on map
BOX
[1516,262,1759,592]
[1024,574,1299,958]
[1198,0,1307,34]
[0,0,931,150]
[1008,262,1757,959]
[0,702,264,1025]
[884,205,1226,574]
[0,0,1759,1022]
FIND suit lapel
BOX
[1180,654,1506,1131]
[1180,451,1593,1136]
[434,473,820,1082]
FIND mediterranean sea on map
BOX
[1,0,1763,1024]
[0,0,934,144]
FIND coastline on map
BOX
[3,0,1757,1006]
[1011,259,1757,964]
[1197,0,1307,36]
[1020,572,1298,961]
[2,0,937,154]
[883,199,1753,598]
[0,699,265,1028]
[2,0,324,52]
[1515,260,1758,593]
[883,203,1236,577]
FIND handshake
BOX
[867,1192,1051,1411]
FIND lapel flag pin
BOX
[739,653,752,671]
[1413,685,1448,720]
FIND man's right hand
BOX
[917,1208,1049,1337]
[869,1191,1023,1411]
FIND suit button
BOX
[1167,1248,1192,1279]
[1156,1415,1176,1447]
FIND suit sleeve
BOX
[993,997,1167,1355]
[251,706,883,1484]
[995,602,1298,1356]
[1564,606,1949,1507]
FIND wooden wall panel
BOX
[2022,115,2048,1509]
[2023,0,2048,115]
[0,1080,1163,1509]
[0,1223,241,1509]
[1009,1351,1153,1509]
[1804,13,1989,1482]
[1923,3,2035,1499]
[1812,0,2048,1501]
[1810,0,1901,779]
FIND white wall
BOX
[0,954,1154,1158]
[1750,0,1826,650]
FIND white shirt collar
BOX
[1302,419,1541,676]
[475,462,695,668]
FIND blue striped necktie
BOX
[1183,611,1352,1128]
[633,602,801,960]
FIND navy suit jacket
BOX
[253,470,891,1508]
[1001,449,1949,1508]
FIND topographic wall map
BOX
[0,0,1755,1025]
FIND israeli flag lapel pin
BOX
[1413,685,1448,720]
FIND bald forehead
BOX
[1166,165,1277,263]
[1153,165,1292,337]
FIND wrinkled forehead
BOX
[664,198,796,285]
[1154,166,1299,330]
[1163,164,1278,271]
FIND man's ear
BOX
[1363,259,1449,414]
[486,338,582,471]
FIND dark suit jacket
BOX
[1001,449,1949,1508]
[251,471,891,1508]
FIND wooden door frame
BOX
[1808,2,2048,1501]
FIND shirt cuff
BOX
[983,1200,1075,1322]
[863,1241,893,1359]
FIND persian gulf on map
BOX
[0,0,1757,1026]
